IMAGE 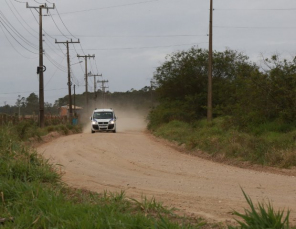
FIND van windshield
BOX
[93,112,113,119]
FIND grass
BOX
[151,118,296,168]
[229,189,292,229]
[0,124,208,228]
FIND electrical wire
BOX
[0,11,38,50]
[44,52,68,72]
[0,20,38,58]
[53,0,160,15]
[51,34,207,38]
[0,88,68,95]
[94,59,100,74]
[54,6,78,39]
[215,8,296,11]
[44,39,66,59]
[5,0,63,58]
[48,11,71,39]
[34,0,43,4]
[70,71,81,87]
[5,0,38,39]
[71,43,86,74]
[0,19,38,54]
[89,59,95,74]
[45,55,66,87]
[13,0,26,3]
[29,8,67,56]
[214,26,296,29]
[73,42,209,51]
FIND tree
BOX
[152,47,259,122]
[15,95,25,117]
[25,93,39,115]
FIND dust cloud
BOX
[79,100,149,134]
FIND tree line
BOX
[0,87,154,117]
[148,46,296,130]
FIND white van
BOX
[90,108,117,133]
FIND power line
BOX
[215,8,296,11]
[51,34,207,38]
[5,0,38,39]
[53,0,160,15]
[72,44,85,74]
[0,18,38,54]
[45,55,66,87]
[0,88,69,95]
[47,11,71,39]
[55,6,78,39]
[214,26,296,29]
[0,11,38,50]
[71,42,209,51]
[5,1,64,59]
[13,0,26,3]
[29,8,67,56]
[0,20,37,58]
[44,52,68,72]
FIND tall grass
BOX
[151,118,296,167]
[229,189,291,229]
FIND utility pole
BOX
[73,84,76,116]
[55,39,80,120]
[26,3,55,128]
[150,80,154,102]
[88,71,102,101]
[207,0,213,122]
[77,54,95,107]
[97,80,109,107]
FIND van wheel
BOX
[91,130,95,134]
[113,129,116,133]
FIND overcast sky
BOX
[1,0,296,105]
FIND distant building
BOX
[59,105,83,117]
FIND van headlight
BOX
[109,120,115,124]
[92,121,97,125]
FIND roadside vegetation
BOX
[229,189,292,229]
[150,118,296,168]
[148,46,296,168]
[0,123,208,228]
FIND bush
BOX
[229,189,290,229]
[152,117,296,167]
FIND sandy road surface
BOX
[37,118,296,225]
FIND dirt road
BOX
[37,117,296,225]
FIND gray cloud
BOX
[1,0,296,105]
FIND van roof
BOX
[93,109,113,112]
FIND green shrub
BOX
[152,117,296,167]
[229,189,290,229]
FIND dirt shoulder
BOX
[36,121,296,226]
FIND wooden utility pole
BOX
[73,84,76,116]
[26,3,55,127]
[55,39,80,120]
[77,54,95,107]
[207,0,213,122]
[97,80,109,107]
[88,72,102,100]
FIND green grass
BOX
[229,189,292,229]
[0,124,207,228]
[152,118,296,168]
